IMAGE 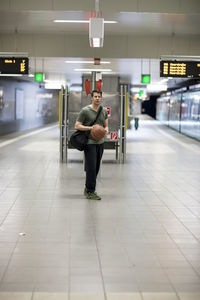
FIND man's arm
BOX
[75,121,93,131]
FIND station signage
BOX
[160,60,200,78]
[0,57,29,75]
[110,131,118,140]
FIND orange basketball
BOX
[91,124,106,140]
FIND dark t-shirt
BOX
[76,105,108,144]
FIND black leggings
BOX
[84,144,104,193]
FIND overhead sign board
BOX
[160,60,200,78]
[0,57,29,75]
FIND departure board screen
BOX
[0,57,29,75]
[160,61,200,78]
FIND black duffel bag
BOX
[70,106,102,151]
[70,130,90,151]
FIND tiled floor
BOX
[0,118,200,300]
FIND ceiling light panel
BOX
[54,20,117,23]
[74,68,112,72]
[54,20,88,23]
[65,60,110,64]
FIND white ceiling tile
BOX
[139,0,180,13]
[17,34,34,55]
[0,0,10,9]
[158,37,173,56]
[98,36,128,58]
[173,37,190,55]
[0,11,200,36]
[10,0,53,10]
[0,34,16,52]
[101,0,138,13]
[189,37,200,56]
[64,36,94,57]
[127,36,159,58]
[53,0,92,11]
[180,0,200,14]
[34,35,65,57]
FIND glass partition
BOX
[156,95,170,126]
[168,94,181,131]
[180,91,200,140]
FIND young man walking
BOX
[75,90,108,200]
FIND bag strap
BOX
[90,106,103,126]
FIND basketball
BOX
[91,124,106,140]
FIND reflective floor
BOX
[0,117,200,300]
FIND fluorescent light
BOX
[104,21,118,24]
[0,74,23,76]
[70,86,82,92]
[160,78,168,83]
[28,74,34,77]
[74,68,112,72]
[54,20,88,23]
[45,82,65,89]
[65,60,110,64]
[147,84,167,92]
[97,61,110,64]
[54,20,117,23]
[131,87,141,93]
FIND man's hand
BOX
[105,128,109,136]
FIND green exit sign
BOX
[139,90,144,97]
[141,74,151,84]
[35,73,44,82]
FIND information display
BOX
[0,57,29,75]
[160,61,200,78]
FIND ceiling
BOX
[28,57,161,88]
[0,11,200,36]
[0,1,200,89]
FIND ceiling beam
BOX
[0,33,199,59]
[0,0,200,14]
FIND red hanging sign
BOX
[106,107,111,117]
[96,79,102,91]
[85,79,90,94]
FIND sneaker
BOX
[86,192,101,200]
